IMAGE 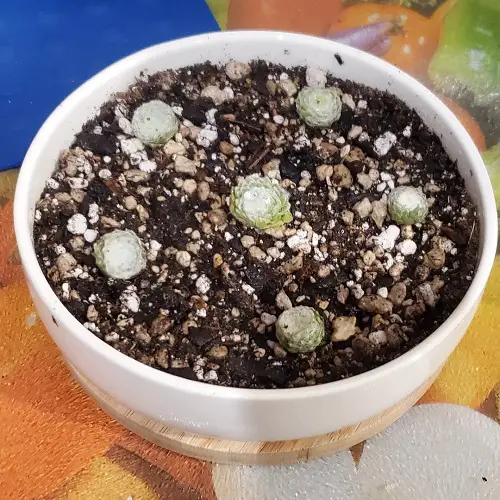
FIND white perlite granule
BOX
[120,288,140,313]
[66,213,87,235]
[397,239,417,256]
[196,274,212,294]
[374,131,397,156]
[372,225,401,251]
[306,67,327,88]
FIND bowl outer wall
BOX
[14,31,497,442]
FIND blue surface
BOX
[0,0,218,171]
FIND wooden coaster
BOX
[68,363,438,465]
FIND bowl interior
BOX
[15,31,497,394]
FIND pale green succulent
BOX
[131,100,178,147]
[230,174,292,230]
[388,186,428,225]
[94,230,147,280]
[296,86,342,128]
[275,306,325,354]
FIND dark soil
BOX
[33,60,479,388]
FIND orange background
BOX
[1,1,498,497]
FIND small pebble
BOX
[182,178,198,195]
[225,61,251,81]
[388,282,407,306]
[176,250,191,268]
[249,246,267,261]
[174,156,198,175]
[305,67,327,88]
[267,247,281,259]
[316,164,333,181]
[363,251,376,266]
[342,93,356,110]
[276,290,293,310]
[229,133,240,146]
[332,164,353,188]
[351,284,365,300]
[401,225,414,240]
[425,248,446,269]
[416,282,437,307]
[56,253,77,274]
[208,345,229,360]
[341,210,354,226]
[208,209,227,227]
[389,262,405,278]
[331,316,356,342]
[197,181,210,201]
[359,295,393,314]
[369,330,388,346]
[219,141,234,156]
[317,265,331,278]
[261,313,277,326]
[348,125,363,140]
[357,173,373,190]
[279,79,298,97]
[240,235,255,249]
[213,253,224,268]
[124,196,138,211]
[201,85,228,105]
[354,198,372,219]
[273,344,287,359]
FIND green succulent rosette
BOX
[388,186,429,225]
[94,230,147,280]
[131,100,179,147]
[296,86,342,128]
[230,174,292,230]
[275,306,325,354]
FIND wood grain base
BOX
[67,363,439,465]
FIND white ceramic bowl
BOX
[14,31,497,442]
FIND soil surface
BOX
[33,60,479,388]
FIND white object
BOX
[305,67,327,88]
[371,225,401,251]
[374,131,397,157]
[213,404,500,499]
[14,32,497,442]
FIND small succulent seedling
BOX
[275,306,325,353]
[388,186,428,225]
[230,174,292,230]
[131,100,178,147]
[296,87,342,128]
[94,230,147,280]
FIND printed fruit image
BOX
[227,0,343,35]
[429,0,500,145]
[329,2,446,80]
[483,144,500,213]
[437,94,486,152]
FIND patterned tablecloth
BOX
[1,1,500,498]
